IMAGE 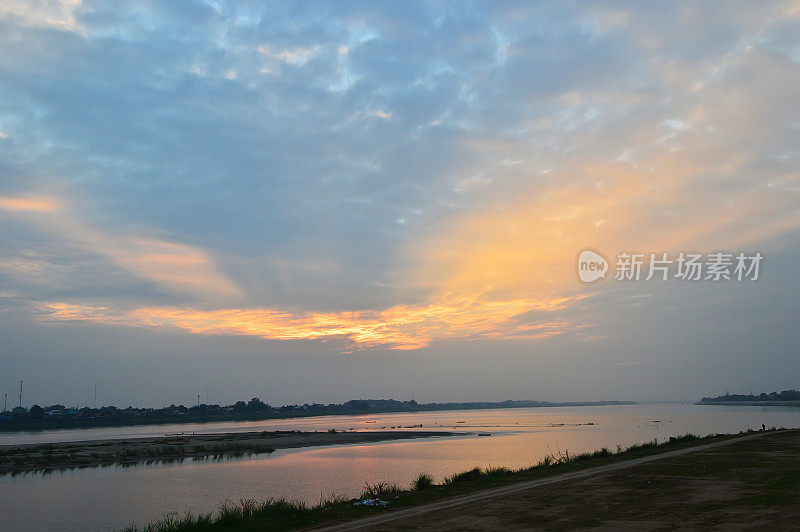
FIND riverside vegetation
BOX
[125,431,768,531]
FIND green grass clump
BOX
[132,511,214,532]
[217,499,310,524]
[124,499,313,531]
[444,466,510,485]
[360,481,403,499]
[412,473,434,490]
[483,466,510,478]
[444,467,482,484]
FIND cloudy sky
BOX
[1,1,799,408]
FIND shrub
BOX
[412,473,433,490]
[444,467,482,485]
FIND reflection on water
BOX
[2,450,274,479]
[2,404,799,532]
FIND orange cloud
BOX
[41,294,578,350]
[35,160,744,350]
[111,237,240,300]
[1,193,240,301]
[28,90,800,352]
[26,145,798,352]
[406,151,798,309]
[0,195,60,212]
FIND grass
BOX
[442,465,511,485]
[125,430,761,531]
[125,500,314,532]
[360,481,403,499]
[444,467,482,484]
[412,473,433,490]
[125,499,323,532]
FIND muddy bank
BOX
[0,430,455,475]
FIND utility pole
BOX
[19,380,23,408]
[197,394,200,407]
[94,384,97,409]
[3,392,6,412]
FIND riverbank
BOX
[0,400,636,433]
[0,430,453,475]
[354,427,799,530]
[128,429,798,531]
[698,400,800,406]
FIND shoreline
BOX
[128,429,794,531]
[0,430,456,476]
[697,400,800,406]
[0,401,636,434]
[317,428,797,531]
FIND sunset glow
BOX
[1,0,798,406]
[42,293,578,350]
[3,4,800,529]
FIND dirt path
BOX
[315,431,775,531]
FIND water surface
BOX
[2,403,798,531]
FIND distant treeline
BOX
[0,398,635,432]
[698,389,800,404]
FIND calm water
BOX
[2,403,799,531]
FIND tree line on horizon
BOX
[699,389,800,403]
[0,397,634,428]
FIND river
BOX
[2,403,798,531]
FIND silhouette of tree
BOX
[247,398,270,411]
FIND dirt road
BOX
[316,430,791,530]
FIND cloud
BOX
[0,0,84,33]
[0,193,240,302]
[257,44,322,66]
[1,0,799,359]
[0,195,60,212]
[40,293,577,350]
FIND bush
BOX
[444,467,482,485]
[412,473,433,490]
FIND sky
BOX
[1,1,799,408]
